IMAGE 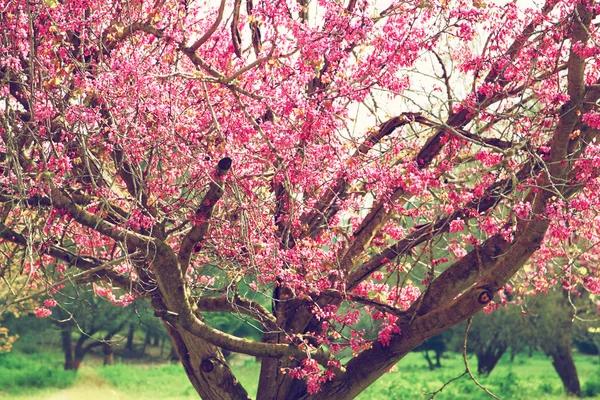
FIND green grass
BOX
[1,350,599,399]
[0,351,77,394]
[97,355,261,399]
[357,352,600,400]
[98,363,198,398]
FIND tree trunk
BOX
[423,351,435,370]
[549,347,581,397]
[164,322,251,400]
[103,342,114,366]
[73,341,86,372]
[125,323,135,351]
[169,345,179,361]
[61,328,76,371]
[476,345,508,376]
[143,331,151,354]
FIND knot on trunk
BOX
[200,358,215,372]
[477,287,493,304]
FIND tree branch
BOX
[177,157,232,271]
[196,295,279,332]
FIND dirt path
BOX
[43,367,131,400]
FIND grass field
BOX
[1,350,599,399]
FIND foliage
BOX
[574,320,600,356]
[584,378,600,398]
[2,0,600,397]
[0,326,17,353]
[467,304,528,375]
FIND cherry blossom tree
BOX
[2,0,600,398]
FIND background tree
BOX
[467,304,528,376]
[574,321,600,357]
[2,0,600,399]
[52,287,134,370]
[413,331,451,370]
[525,289,583,396]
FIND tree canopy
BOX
[1,0,600,398]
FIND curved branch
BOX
[49,186,151,247]
[189,0,226,52]
[196,295,278,332]
[178,157,232,271]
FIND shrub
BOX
[538,381,556,394]
[583,379,600,397]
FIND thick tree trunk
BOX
[147,241,254,400]
[256,298,311,400]
[476,345,507,376]
[164,322,251,400]
[549,347,581,397]
[61,328,75,371]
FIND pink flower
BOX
[483,301,499,314]
[377,323,401,346]
[449,218,465,233]
[34,307,52,318]
[584,277,600,295]
[43,298,57,307]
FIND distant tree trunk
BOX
[160,337,166,358]
[103,342,114,366]
[61,328,76,371]
[153,335,160,346]
[423,351,435,370]
[72,333,89,371]
[169,344,179,361]
[548,346,581,397]
[434,350,442,368]
[125,323,135,351]
[476,345,508,376]
[143,331,151,354]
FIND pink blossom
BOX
[43,299,57,307]
[34,307,52,318]
[449,218,465,233]
[584,277,600,295]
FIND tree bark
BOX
[435,350,442,368]
[476,345,508,376]
[61,328,75,371]
[549,347,581,397]
[164,321,251,400]
[143,331,151,354]
[126,323,135,351]
[423,351,435,370]
[103,342,114,366]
